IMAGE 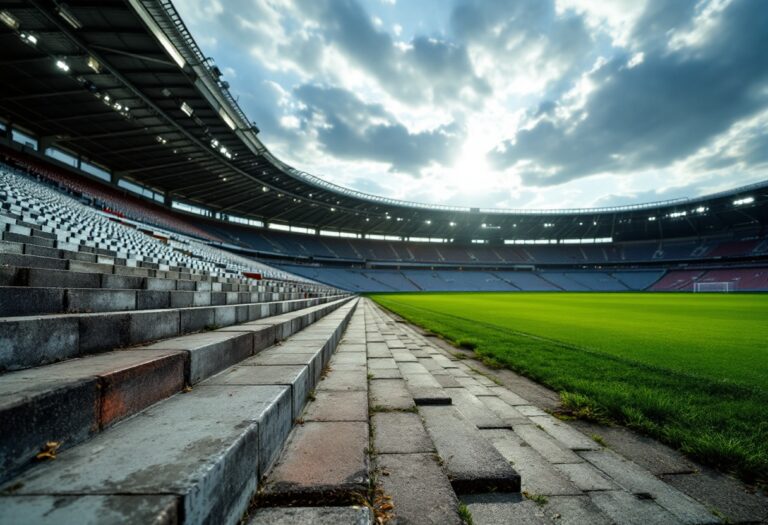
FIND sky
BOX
[172,0,768,210]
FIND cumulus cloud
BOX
[489,0,768,186]
[172,0,768,208]
[294,84,463,173]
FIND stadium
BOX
[0,1,766,524]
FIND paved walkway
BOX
[250,298,767,524]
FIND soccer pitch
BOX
[370,292,768,482]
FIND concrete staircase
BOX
[0,170,371,524]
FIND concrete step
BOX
[258,308,369,506]
[0,263,325,299]
[0,294,349,371]
[0,246,329,296]
[0,298,356,483]
[0,300,359,524]
[0,285,313,316]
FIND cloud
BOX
[294,84,463,173]
[294,0,490,106]
[171,0,768,209]
[489,0,768,186]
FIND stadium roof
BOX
[0,0,766,243]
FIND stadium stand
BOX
[2,151,221,242]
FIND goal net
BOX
[693,281,733,293]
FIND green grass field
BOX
[370,292,768,483]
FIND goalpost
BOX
[693,281,733,293]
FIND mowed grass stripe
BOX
[370,292,768,483]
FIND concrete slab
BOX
[462,493,549,525]
[477,395,529,425]
[589,490,683,525]
[514,424,583,464]
[454,376,494,396]
[247,506,372,525]
[368,357,398,369]
[554,462,618,492]
[368,368,402,379]
[304,391,368,422]
[378,453,462,525]
[570,420,696,475]
[263,421,369,504]
[317,368,368,392]
[372,412,432,454]
[398,362,430,375]
[543,495,613,525]
[420,405,520,494]
[579,450,718,524]
[410,388,453,405]
[367,342,389,357]
[333,352,367,365]
[144,330,253,384]
[208,364,310,420]
[529,416,601,451]
[5,385,291,525]
[517,405,549,417]
[391,350,418,362]
[0,495,179,525]
[0,315,79,370]
[451,389,511,429]
[0,286,64,316]
[481,429,581,496]
[487,386,530,406]
[370,379,414,410]
[66,289,136,313]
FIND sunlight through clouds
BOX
[173,0,768,209]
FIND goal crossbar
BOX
[693,281,733,292]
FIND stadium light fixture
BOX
[57,4,83,30]
[733,196,754,206]
[87,56,101,73]
[425,220,432,225]
[449,222,456,227]
[20,32,38,46]
[55,59,70,72]
[180,101,194,117]
[0,10,19,30]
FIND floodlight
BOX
[55,59,70,72]
[20,33,38,46]
[180,101,194,117]
[0,10,19,30]
[733,197,754,206]
[87,56,101,73]
[57,4,83,30]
